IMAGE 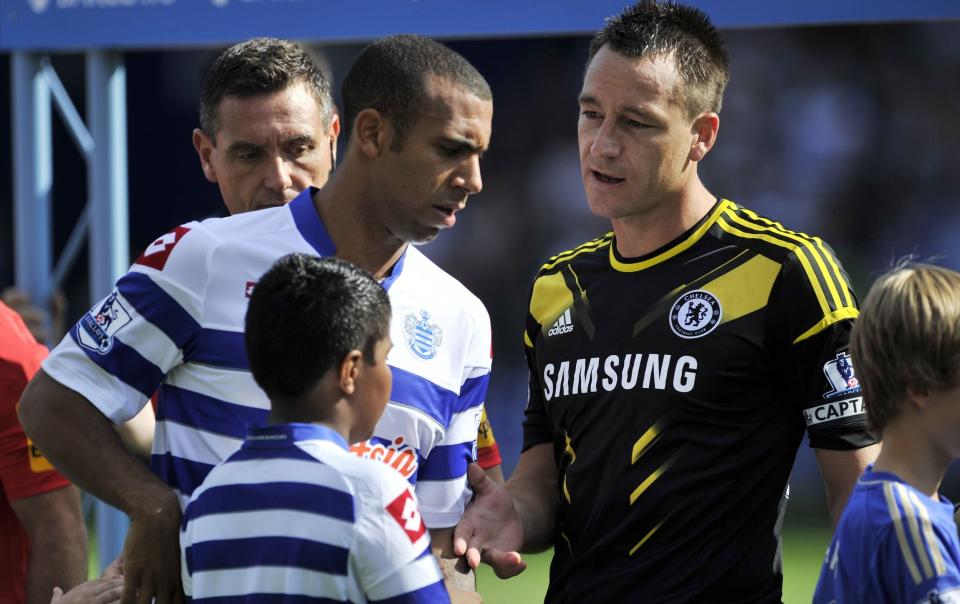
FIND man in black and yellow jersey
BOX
[454,2,880,602]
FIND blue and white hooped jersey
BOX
[351,242,491,529]
[42,188,492,525]
[180,423,449,603]
[814,466,960,604]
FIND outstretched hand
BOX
[50,576,124,604]
[120,497,184,604]
[453,463,526,579]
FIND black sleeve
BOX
[767,244,878,450]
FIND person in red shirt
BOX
[1,301,87,604]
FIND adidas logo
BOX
[547,309,574,337]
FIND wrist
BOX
[128,487,181,526]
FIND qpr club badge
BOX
[669,289,722,339]
[404,310,443,360]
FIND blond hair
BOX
[851,263,960,432]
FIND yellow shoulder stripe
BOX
[728,208,854,309]
[715,215,830,318]
[897,483,935,580]
[907,489,947,576]
[883,482,946,584]
[717,213,858,328]
[793,308,858,345]
[882,482,924,584]
[541,233,613,271]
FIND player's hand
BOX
[120,494,184,604]
[50,576,124,604]
[454,463,526,579]
[102,554,124,579]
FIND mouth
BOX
[432,203,465,227]
[590,169,625,186]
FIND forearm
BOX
[18,370,177,517]
[22,489,88,604]
[506,443,559,553]
[816,443,880,529]
[431,527,475,591]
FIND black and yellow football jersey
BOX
[522,198,877,604]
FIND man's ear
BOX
[907,385,931,410]
[688,112,720,162]
[352,109,393,158]
[327,113,342,168]
[192,128,219,184]
[338,350,364,396]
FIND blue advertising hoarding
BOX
[2,0,959,51]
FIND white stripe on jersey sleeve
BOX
[189,566,348,600]
[444,407,484,444]
[374,401,444,454]
[185,509,355,550]
[174,490,189,511]
[130,257,204,323]
[416,477,470,529]
[165,363,269,411]
[462,365,490,381]
[364,551,443,602]
[42,336,149,423]
[153,420,244,467]
[180,536,192,597]
[111,289,184,372]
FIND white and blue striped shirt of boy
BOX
[180,423,449,603]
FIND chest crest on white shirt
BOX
[403,310,443,360]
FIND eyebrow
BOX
[579,94,662,123]
[438,136,487,155]
[283,134,317,146]
[226,141,262,155]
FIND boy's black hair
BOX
[245,254,391,400]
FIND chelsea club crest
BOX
[404,311,443,360]
[669,289,722,339]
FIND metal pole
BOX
[86,49,131,572]
[87,50,129,296]
[11,52,53,308]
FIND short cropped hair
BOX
[341,34,492,151]
[851,263,960,432]
[589,0,730,116]
[199,37,335,139]
[245,254,391,401]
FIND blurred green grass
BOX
[477,519,829,603]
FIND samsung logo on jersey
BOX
[543,353,698,401]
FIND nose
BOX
[263,156,294,192]
[590,119,621,160]
[452,155,483,195]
